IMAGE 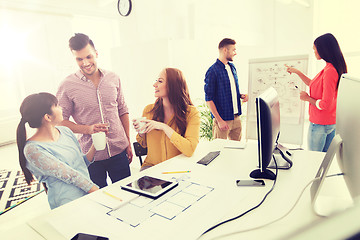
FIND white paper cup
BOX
[135,117,147,134]
[91,132,106,150]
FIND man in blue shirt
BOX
[204,38,248,140]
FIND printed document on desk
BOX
[107,180,214,227]
[87,185,138,209]
[29,180,240,240]
[27,150,251,240]
[224,140,247,149]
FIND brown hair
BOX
[218,38,236,49]
[150,68,193,136]
[69,33,96,51]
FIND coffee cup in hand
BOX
[91,132,106,150]
[134,117,147,134]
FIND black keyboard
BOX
[197,151,220,165]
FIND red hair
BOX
[150,68,193,136]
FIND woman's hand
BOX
[285,64,300,75]
[284,64,311,86]
[300,91,317,106]
[86,144,96,162]
[133,118,147,137]
[142,119,166,133]
[133,119,166,133]
[300,91,310,101]
[141,119,175,138]
[240,94,249,102]
[88,185,99,193]
[133,119,175,138]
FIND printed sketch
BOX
[248,59,307,123]
[246,55,308,145]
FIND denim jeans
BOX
[88,150,130,188]
[308,122,336,152]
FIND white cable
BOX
[209,173,343,240]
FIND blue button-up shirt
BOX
[204,59,242,121]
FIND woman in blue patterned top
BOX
[16,92,99,209]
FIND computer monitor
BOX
[310,74,360,216]
[250,87,280,180]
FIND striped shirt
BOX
[204,59,242,121]
[56,69,129,161]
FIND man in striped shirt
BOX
[56,33,132,188]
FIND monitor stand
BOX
[268,143,293,169]
[310,134,353,217]
[250,169,276,180]
[313,194,353,217]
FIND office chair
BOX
[42,183,48,194]
[133,142,147,166]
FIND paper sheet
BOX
[109,203,154,227]
[224,141,247,149]
[88,186,138,209]
[150,201,185,220]
[167,191,200,208]
[130,196,154,207]
[182,183,213,197]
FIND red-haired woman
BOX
[134,68,200,170]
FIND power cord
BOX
[200,155,279,237]
[288,147,304,151]
[205,173,344,240]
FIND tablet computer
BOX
[120,175,178,199]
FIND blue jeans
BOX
[308,123,336,152]
[88,150,131,188]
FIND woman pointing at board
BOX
[285,33,347,152]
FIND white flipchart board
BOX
[246,55,308,145]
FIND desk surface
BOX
[16,139,347,240]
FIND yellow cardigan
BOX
[136,104,200,168]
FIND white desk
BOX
[0,186,49,240]
[20,139,349,240]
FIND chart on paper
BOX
[247,55,308,145]
[107,180,214,227]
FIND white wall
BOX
[111,0,313,119]
[0,8,73,144]
[108,0,313,142]
[2,0,360,145]
[0,4,121,144]
[313,0,360,76]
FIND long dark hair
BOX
[16,92,58,184]
[314,33,347,89]
[150,68,193,136]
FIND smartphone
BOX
[236,179,265,187]
[71,233,109,240]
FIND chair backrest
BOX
[133,142,147,166]
[42,182,48,194]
